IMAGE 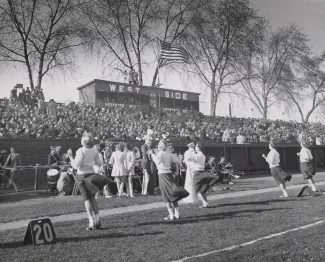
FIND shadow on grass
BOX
[138,207,290,226]
[0,231,164,249]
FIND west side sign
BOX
[94,81,199,102]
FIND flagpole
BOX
[157,37,161,117]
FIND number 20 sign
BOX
[23,218,57,246]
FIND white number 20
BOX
[33,223,54,244]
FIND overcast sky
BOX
[1,0,324,121]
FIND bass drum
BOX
[47,169,60,183]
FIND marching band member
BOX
[151,140,189,220]
[48,146,60,169]
[125,143,136,198]
[183,142,198,203]
[205,156,217,174]
[54,146,63,163]
[297,140,319,192]
[189,142,220,208]
[262,141,291,198]
[68,132,104,230]
[109,143,128,197]
[217,157,235,184]
[141,137,157,195]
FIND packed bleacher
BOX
[0,88,324,145]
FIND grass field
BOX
[1,173,325,224]
[1,184,325,262]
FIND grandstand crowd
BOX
[0,86,324,145]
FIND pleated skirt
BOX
[300,162,316,180]
[193,170,220,194]
[270,166,292,185]
[158,173,189,203]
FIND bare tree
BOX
[80,0,159,85]
[0,0,83,90]
[233,24,309,119]
[150,0,204,87]
[281,52,325,123]
[181,0,263,116]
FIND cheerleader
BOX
[183,142,199,203]
[109,143,128,197]
[262,141,291,197]
[68,133,104,230]
[297,140,318,192]
[151,140,189,220]
[125,143,136,198]
[189,142,220,208]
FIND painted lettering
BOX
[165,91,169,98]
[135,87,140,93]
[119,85,124,92]
[127,86,133,92]
[110,84,116,92]
[175,92,181,99]
[183,93,187,100]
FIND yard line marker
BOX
[172,219,325,262]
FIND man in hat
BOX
[183,142,198,203]
[141,136,157,195]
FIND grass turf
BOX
[1,173,325,223]
[1,189,325,262]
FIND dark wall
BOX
[2,139,325,189]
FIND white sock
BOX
[88,216,95,227]
[167,208,174,219]
[174,207,180,218]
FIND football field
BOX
[1,175,325,262]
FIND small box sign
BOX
[23,218,56,246]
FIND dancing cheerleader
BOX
[297,140,319,192]
[262,141,292,198]
[68,133,104,230]
[183,142,199,203]
[188,142,220,208]
[151,140,189,220]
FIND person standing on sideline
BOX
[68,133,103,230]
[262,141,292,198]
[189,142,220,208]
[151,140,189,220]
[141,137,157,195]
[125,143,136,197]
[297,140,319,192]
[109,143,128,197]
[183,142,198,203]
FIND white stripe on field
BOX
[172,219,325,262]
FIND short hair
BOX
[125,143,131,150]
[269,141,277,149]
[81,132,94,148]
[301,140,309,148]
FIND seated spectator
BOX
[236,132,246,144]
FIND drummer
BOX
[48,146,60,170]
[54,146,63,163]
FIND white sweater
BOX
[71,147,103,175]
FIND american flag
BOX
[159,40,190,64]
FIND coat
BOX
[47,101,57,119]
[109,151,127,177]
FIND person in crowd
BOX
[188,142,220,208]
[141,137,157,195]
[297,140,319,192]
[10,86,17,100]
[262,141,292,197]
[125,143,136,198]
[109,143,128,197]
[236,132,246,144]
[47,99,58,119]
[18,88,25,103]
[151,140,189,220]
[68,132,104,230]
[183,142,198,203]
[48,146,60,170]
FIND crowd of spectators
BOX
[0,89,324,145]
